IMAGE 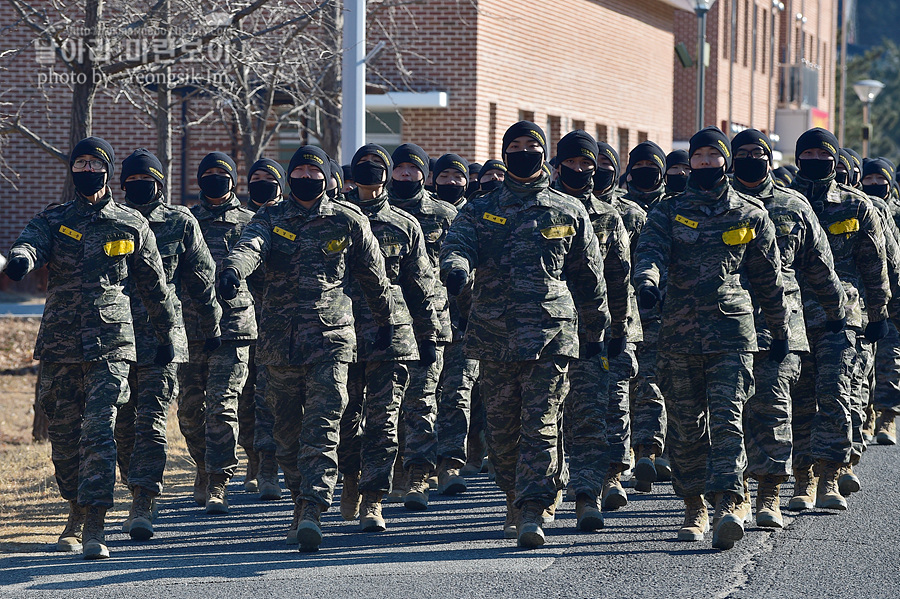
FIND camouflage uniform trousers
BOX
[850,337,875,460]
[237,345,277,455]
[792,326,856,470]
[252,364,275,454]
[482,356,570,508]
[39,361,130,507]
[436,340,480,467]
[630,319,666,455]
[401,345,444,470]
[607,344,639,471]
[744,351,801,480]
[657,351,754,499]
[269,361,349,506]
[177,340,249,477]
[874,321,900,413]
[563,353,610,498]
[114,362,180,495]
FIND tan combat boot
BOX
[340,471,361,521]
[542,489,563,526]
[655,455,672,481]
[863,403,877,443]
[57,500,84,552]
[256,452,282,500]
[403,464,430,511]
[193,468,209,507]
[82,506,109,560]
[734,478,752,525]
[711,492,745,550]
[677,496,709,541]
[286,493,302,545]
[575,493,604,531]
[128,486,155,541]
[755,476,784,528]
[206,473,230,514]
[359,491,386,532]
[243,449,260,493]
[503,491,519,539]
[875,410,897,445]
[787,464,817,511]
[517,500,546,548]
[633,445,657,493]
[296,500,323,552]
[815,460,847,510]
[386,458,407,503]
[437,461,467,495]
[838,460,861,497]
[601,470,628,511]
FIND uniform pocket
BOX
[98,295,133,323]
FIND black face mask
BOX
[690,166,726,191]
[72,171,107,196]
[480,180,502,193]
[505,151,544,179]
[124,180,158,205]
[630,166,661,191]
[798,158,834,181]
[559,165,593,192]
[863,183,890,199]
[466,181,479,196]
[391,179,422,200]
[326,188,338,199]
[733,157,770,185]
[665,173,688,193]
[199,174,232,199]
[352,161,386,186]
[436,183,466,205]
[248,180,280,205]
[835,171,849,185]
[289,176,326,202]
[592,168,616,193]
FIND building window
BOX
[489,102,498,159]
[761,10,767,73]
[743,0,750,67]
[519,109,535,122]
[548,115,561,152]
[618,128,630,162]
[638,131,649,143]
[596,124,608,143]
[572,119,585,132]
[722,0,730,60]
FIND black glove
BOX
[583,341,603,359]
[865,319,888,342]
[445,269,468,296]
[216,268,241,301]
[154,343,176,366]
[607,337,625,359]
[203,336,222,353]
[639,285,662,310]
[4,256,29,281]
[419,339,438,366]
[768,338,790,363]
[824,317,846,334]
[373,324,394,351]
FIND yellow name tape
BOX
[829,218,859,235]
[273,226,296,241]
[541,225,575,239]
[483,212,506,225]
[722,226,755,246]
[104,239,134,256]
[675,214,698,229]
[59,225,82,241]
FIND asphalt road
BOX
[2,442,898,598]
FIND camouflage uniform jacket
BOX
[390,187,458,343]
[791,175,890,327]
[182,194,257,342]
[440,172,611,362]
[732,176,845,350]
[864,194,900,324]
[345,189,441,362]
[126,198,222,364]
[8,192,177,362]
[552,180,633,344]
[221,195,397,366]
[634,179,789,354]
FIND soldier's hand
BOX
[154,343,176,366]
[824,317,846,334]
[445,269,468,296]
[607,337,625,359]
[638,285,661,309]
[373,324,394,351]
[865,319,888,342]
[419,339,438,366]
[583,341,603,359]
[768,338,790,363]
[453,318,468,343]
[216,268,241,301]
[4,256,30,281]
[203,336,222,353]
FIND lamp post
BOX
[853,79,885,158]
[693,0,717,131]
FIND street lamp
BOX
[693,0,717,131]
[853,79,885,157]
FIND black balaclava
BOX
[627,141,666,192]
[688,126,732,191]
[121,148,164,205]
[862,157,894,199]
[433,153,469,205]
[593,142,621,195]
[351,143,392,187]
[477,160,507,193]
[197,152,237,200]
[731,128,773,186]
[502,120,547,179]
[664,149,690,193]
[390,143,430,200]
[71,136,115,197]
[556,130,598,193]
[287,145,331,203]
[795,127,839,181]
[845,148,863,186]
[467,162,482,197]
[836,149,855,186]
[247,158,286,208]
[772,166,794,187]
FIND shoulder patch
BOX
[722,225,755,245]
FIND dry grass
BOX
[0,317,199,553]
